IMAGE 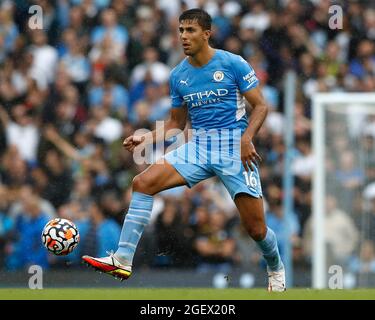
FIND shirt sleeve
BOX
[231,54,259,94]
[169,71,184,108]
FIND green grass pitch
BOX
[0,288,374,300]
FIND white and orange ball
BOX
[41,218,80,255]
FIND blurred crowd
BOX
[0,0,375,276]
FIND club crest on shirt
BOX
[213,71,224,82]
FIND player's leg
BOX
[234,193,267,240]
[82,161,187,279]
[233,193,286,292]
[131,161,188,195]
[83,141,214,280]
[234,194,283,269]
[114,139,214,266]
[213,159,285,291]
[114,161,187,264]
[234,194,285,291]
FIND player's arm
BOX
[241,86,268,171]
[123,105,188,152]
[164,104,188,139]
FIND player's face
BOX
[179,19,210,56]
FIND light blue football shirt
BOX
[169,49,259,132]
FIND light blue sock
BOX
[255,227,284,271]
[115,192,153,265]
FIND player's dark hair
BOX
[179,8,212,31]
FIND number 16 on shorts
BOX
[243,171,258,188]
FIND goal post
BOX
[312,93,375,289]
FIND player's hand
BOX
[240,135,262,172]
[123,135,145,153]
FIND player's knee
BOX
[132,174,154,194]
[247,225,267,241]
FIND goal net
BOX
[312,93,375,288]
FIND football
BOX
[41,218,80,255]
